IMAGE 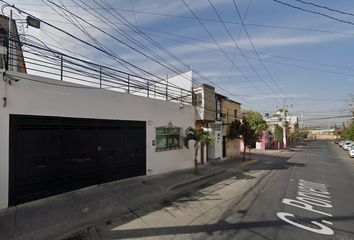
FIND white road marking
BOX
[277,179,334,235]
[322,220,333,225]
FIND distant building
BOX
[265,110,298,134]
[0,15,26,72]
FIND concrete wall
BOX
[133,70,192,103]
[225,138,241,158]
[309,134,337,140]
[0,70,195,209]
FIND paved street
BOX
[1,140,354,240]
[64,140,354,240]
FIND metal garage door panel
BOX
[62,130,98,191]
[123,129,146,178]
[15,131,62,205]
[97,130,125,183]
[129,130,146,177]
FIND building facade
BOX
[216,94,241,159]
[192,84,241,164]
[0,70,195,209]
[0,15,26,73]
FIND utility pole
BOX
[283,99,287,149]
[8,10,13,71]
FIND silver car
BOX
[349,145,354,158]
[343,141,353,150]
[339,140,346,147]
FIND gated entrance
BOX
[9,115,146,206]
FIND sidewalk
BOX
[248,140,303,154]
[0,142,300,240]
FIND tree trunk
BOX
[194,150,198,173]
[242,147,247,161]
[278,141,280,150]
[249,148,251,161]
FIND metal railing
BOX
[5,38,193,104]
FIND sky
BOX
[1,0,354,129]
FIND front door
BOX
[222,136,226,158]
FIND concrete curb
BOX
[170,170,226,190]
[240,159,259,166]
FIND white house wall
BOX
[132,70,192,103]
[0,70,195,209]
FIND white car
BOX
[349,145,354,158]
[347,142,354,152]
[339,140,346,147]
[343,141,353,150]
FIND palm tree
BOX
[183,127,215,174]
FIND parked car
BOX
[343,141,353,150]
[349,145,354,158]
[347,142,354,152]
[334,138,342,144]
[338,140,346,147]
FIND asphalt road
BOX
[227,140,354,240]
[66,140,354,240]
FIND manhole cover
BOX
[142,181,152,185]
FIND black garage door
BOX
[9,115,146,206]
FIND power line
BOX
[20,2,265,111]
[232,0,291,99]
[208,0,282,98]
[44,0,182,80]
[181,0,272,99]
[16,4,354,37]
[16,5,354,74]
[271,0,354,27]
[294,0,354,18]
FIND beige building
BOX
[216,93,241,159]
[192,84,241,163]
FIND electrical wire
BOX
[232,0,303,113]
[271,0,354,27]
[208,0,282,98]
[181,0,273,99]
[15,4,354,37]
[293,0,354,18]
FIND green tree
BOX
[242,110,269,141]
[228,118,257,161]
[289,129,309,140]
[343,124,354,140]
[183,127,215,174]
[274,125,283,150]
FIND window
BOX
[193,92,202,106]
[216,98,221,120]
[234,109,237,118]
[156,128,182,151]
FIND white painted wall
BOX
[0,70,195,209]
[132,70,192,103]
